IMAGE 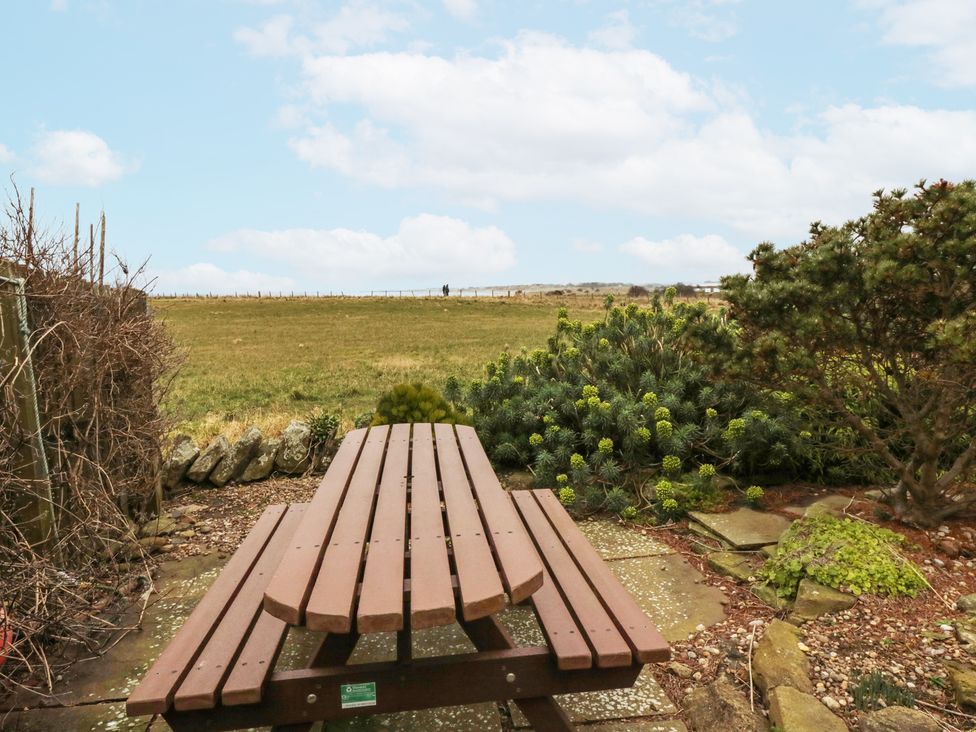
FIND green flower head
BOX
[564,346,580,359]
[556,473,569,485]
[570,453,587,470]
[558,486,577,506]
[656,420,673,439]
[698,463,716,479]
[634,426,652,444]
[642,391,658,407]
[655,479,674,500]
[724,418,746,440]
[598,337,611,349]
[528,433,544,447]
[654,406,671,422]
[661,497,679,513]
[587,395,602,408]
[598,437,614,455]
[582,384,600,398]
[745,485,764,504]
[620,505,638,520]
[799,430,813,440]
[662,454,681,474]
[705,407,718,419]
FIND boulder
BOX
[707,551,757,582]
[957,593,976,613]
[860,706,940,732]
[956,619,976,653]
[947,662,976,711]
[241,438,281,482]
[668,661,695,679]
[138,514,179,538]
[768,686,847,732]
[684,675,768,732]
[752,583,790,611]
[275,420,312,474]
[210,427,263,487]
[186,436,230,483]
[791,579,856,622]
[753,619,813,696]
[162,435,199,489]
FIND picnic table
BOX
[127,423,670,731]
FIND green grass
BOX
[156,296,608,440]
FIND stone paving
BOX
[688,508,791,550]
[2,519,727,732]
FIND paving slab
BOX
[577,520,672,560]
[688,508,791,550]
[783,494,857,519]
[0,701,151,731]
[510,667,675,727]
[582,722,688,732]
[608,555,727,642]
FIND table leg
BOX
[461,616,575,732]
[270,632,361,732]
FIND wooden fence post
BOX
[0,262,57,550]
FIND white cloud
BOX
[151,263,297,295]
[234,1,410,57]
[654,0,741,42]
[234,15,296,56]
[587,10,637,50]
[208,214,516,285]
[871,0,976,87]
[443,0,477,21]
[31,130,134,187]
[620,234,750,282]
[0,143,13,164]
[50,0,68,11]
[573,239,604,254]
[279,31,976,240]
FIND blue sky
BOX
[2,0,975,294]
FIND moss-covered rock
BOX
[791,579,856,622]
[752,619,813,697]
[768,686,846,732]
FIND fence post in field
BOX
[0,261,57,551]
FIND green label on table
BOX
[340,682,377,709]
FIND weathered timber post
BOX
[0,262,57,550]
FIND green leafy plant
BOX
[458,298,847,512]
[760,515,927,598]
[307,411,340,446]
[371,383,470,426]
[745,485,764,506]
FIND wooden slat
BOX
[433,423,505,621]
[408,423,456,629]
[527,566,593,670]
[356,424,410,632]
[305,425,390,632]
[220,610,288,706]
[456,425,544,603]
[174,504,307,711]
[263,429,368,625]
[533,489,670,663]
[511,491,631,668]
[126,505,287,716]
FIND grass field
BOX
[156,295,609,440]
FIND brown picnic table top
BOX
[263,422,546,633]
[126,423,669,731]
